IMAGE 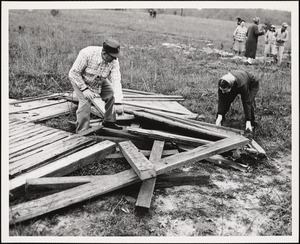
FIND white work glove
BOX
[82,88,96,101]
[215,114,222,126]
[115,104,124,115]
[245,121,252,131]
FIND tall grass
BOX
[9,9,291,155]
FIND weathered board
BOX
[119,141,157,180]
[9,135,249,224]
[136,140,165,208]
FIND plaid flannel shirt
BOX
[233,26,247,41]
[69,46,123,103]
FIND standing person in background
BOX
[233,20,247,56]
[69,38,124,133]
[236,17,242,26]
[244,17,265,64]
[274,22,289,66]
[264,25,277,58]
[215,70,259,132]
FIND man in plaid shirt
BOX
[69,39,124,133]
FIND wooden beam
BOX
[136,140,165,208]
[9,140,116,199]
[143,109,240,137]
[119,141,156,180]
[205,155,249,172]
[9,136,248,224]
[129,110,228,140]
[127,127,213,146]
[155,171,210,188]
[155,135,249,175]
[25,169,207,196]
[249,139,266,156]
[106,149,179,159]
[25,176,99,195]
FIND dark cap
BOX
[103,39,122,58]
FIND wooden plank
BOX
[106,149,179,159]
[250,139,266,156]
[155,135,249,175]
[136,140,165,208]
[9,128,65,150]
[130,110,228,140]
[9,102,76,122]
[9,135,248,224]
[10,134,84,163]
[9,136,94,176]
[123,94,184,99]
[123,102,192,115]
[25,176,97,195]
[9,140,116,199]
[25,171,209,195]
[205,155,249,172]
[188,120,244,135]
[122,88,157,95]
[118,141,156,180]
[9,127,57,145]
[124,98,185,101]
[9,126,53,141]
[127,127,213,146]
[99,127,147,142]
[9,121,40,134]
[155,171,210,188]
[9,136,249,225]
[9,131,69,157]
[9,101,68,114]
[9,93,65,105]
[142,109,238,137]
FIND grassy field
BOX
[8,9,293,238]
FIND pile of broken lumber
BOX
[8,89,266,225]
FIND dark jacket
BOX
[244,24,265,58]
[217,70,259,121]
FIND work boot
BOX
[102,121,123,130]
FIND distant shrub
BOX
[50,9,60,17]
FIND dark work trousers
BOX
[218,88,257,126]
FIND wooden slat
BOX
[9,131,69,157]
[9,128,57,145]
[118,141,156,180]
[9,132,82,164]
[9,128,64,149]
[136,140,165,208]
[9,122,42,136]
[9,140,116,199]
[9,135,248,224]
[127,127,213,146]
[9,126,53,141]
[9,136,93,176]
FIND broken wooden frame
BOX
[9,135,249,224]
